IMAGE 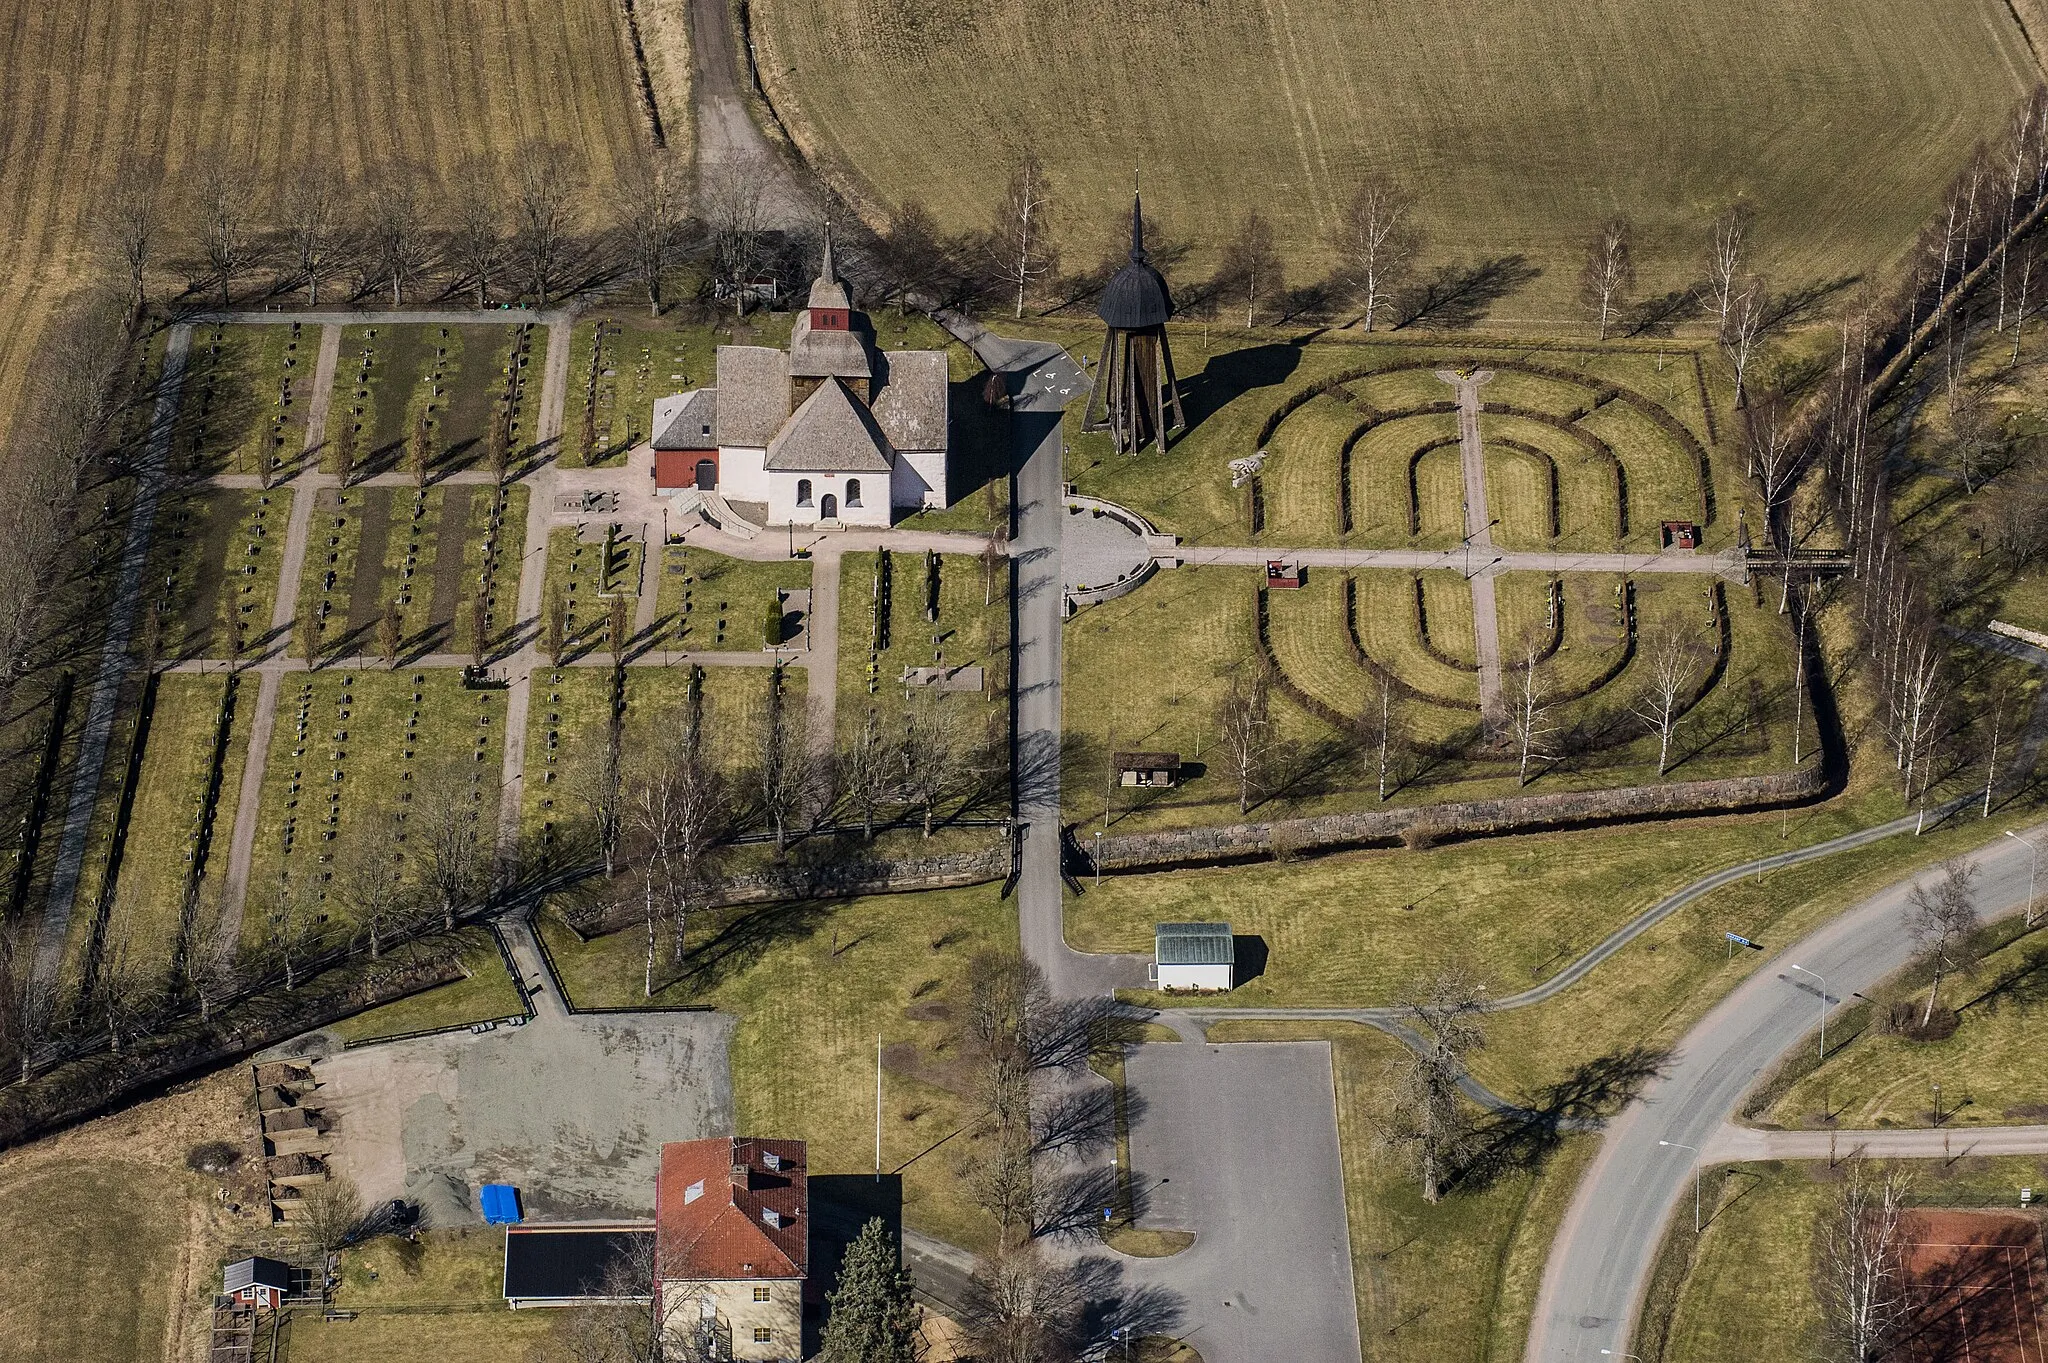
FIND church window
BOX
[845,478,862,507]
[796,479,813,507]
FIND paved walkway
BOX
[1177,544,1749,579]
[1442,370,1507,730]
[35,325,193,981]
[1526,815,2048,1362]
[1706,1122,2048,1164]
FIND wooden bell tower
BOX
[1083,195,1185,454]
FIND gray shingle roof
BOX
[1155,921,1234,965]
[789,311,872,379]
[871,351,949,453]
[653,389,719,450]
[714,347,790,448]
[764,380,893,473]
[224,1257,292,1294]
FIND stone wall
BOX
[1084,762,1828,872]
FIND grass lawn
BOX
[333,1225,505,1307]
[653,545,812,652]
[541,884,1019,1254]
[543,526,645,653]
[243,669,504,948]
[1650,1156,2048,1363]
[837,549,1010,757]
[1760,923,2048,1129]
[324,324,530,478]
[175,322,315,477]
[751,0,2027,322]
[151,487,289,661]
[1203,1020,1596,1363]
[281,1313,560,1363]
[63,673,253,989]
[327,929,524,1042]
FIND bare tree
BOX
[335,812,413,959]
[577,735,626,881]
[1906,857,1980,1027]
[0,917,57,1083]
[369,172,433,307]
[282,164,345,307]
[1378,967,1487,1203]
[378,598,403,668]
[543,585,568,667]
[756,665,807,852]
[198,165,257,307]
[408,409,434,487]
[1944,382,2000,494]
[1216,209,1281,328]
[1703,201,1754,338]
[515,144,577,307]
[964,1245,1084,1363]
[899,691,957,837]
[700,157,769,316]
[986,152,1056,319]
[416,764,487,928]
[1632,625,1701,776]
[1580,216,1635,340]
[1358,671,1403,801]
[626,731,725,995]
[451,161,509,309]
[1726,275,1770,407]
[1215,666,1272,813]
[301,1175,367,1251]
[332,410,358,488]
[1334,174,1420,332]
[102,156,164,325]
[843,709,897,840]
[619,153,687,316]
[1509,634,1556,786]
[1813,1162,1913,1363]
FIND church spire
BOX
[1130,192,1147,262]
[819,220,836,289]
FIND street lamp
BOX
[1660,1139,1701,1233]
[1094,830,1104,889]
[1601,1352,1643,1361]
[1789,963,1828,1062]
[2005,830,2040,927]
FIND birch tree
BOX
[1510,635,1556,786]
[901,692,956,838]
[1358,671,1403,801]
[1906,858,1980,1027]
[1813,1162,1912,1363]
[986,152,1055,320]
[1215,667,1272,814]
[1580,216,1635,340]
[1704,201,1754,338]
[1725,275,1769,408]
[626,732,725,994]
[1334,175,1420,332]
[1631,626,1699,775]
[1217,209,1281,328]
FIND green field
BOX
[541,884,1019,1253]
[652,546,813,652]
[148,487,290,661]
[323,324,535,478]
[836,549,1010,754]
[326,928,525,1042]
[174,322,316,477]
[751,0,2032,323]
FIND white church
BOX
[650,242,950,528]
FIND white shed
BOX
[1152,922,1235,992]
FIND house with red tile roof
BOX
[655,1137,808,1362]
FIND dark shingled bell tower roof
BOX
[1097,195,1173,330]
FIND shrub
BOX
[186,1140,241,1174]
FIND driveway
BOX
[1124,1039,1364,1363]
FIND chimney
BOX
[730,1163,749,1188]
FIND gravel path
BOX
[1440,369,1506,730]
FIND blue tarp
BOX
[481,1184,522,1225]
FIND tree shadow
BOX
[1071,1254,1186,1352]
[1391,256,1541,332]
[1451,1043,1671,1194]
[1176,342,1303,435]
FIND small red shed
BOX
[223,1256,292,1310]
[1266,560,1305,589]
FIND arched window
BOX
[845,478,862,507]
[796,478,813,507]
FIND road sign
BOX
[1724,932,1762,949]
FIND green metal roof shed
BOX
[1153,922,1235,991]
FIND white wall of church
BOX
[899,452,948,509]
[765,470,889,527]
[718,447,769,502]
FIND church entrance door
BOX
[820,493,838,519]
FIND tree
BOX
[1945,381,2000,494]
[608,593,633,664]
[756,665,808,852]
[900,692,956,837]
[578,735,626,882]
[1745,393,1804,533]
[1215,666,1272,813]
[1631,625,1700,776]
[844,709,897,840]
[1216,209,1281,328]
[1509,633,1555,786]
[378,599,403,668]
[485,406,513,484]
[1703,201,1755,338]
[416,764,487,928]
[282,163,344,307]
[626,731,725,994]
[296,610,322,666]
[332,416,357,488]
[1381,968,1486,1203]
[515,143,577,306]
[1359,670,1403,801]
[701,156,769,316]
[302,1176,367,1251]
[198,165,256,307]
[336,812,413,958]
[1334,174,1420,332]
[451,162,508,309]
[543,585,569,667]
[620,153,687,316]
[965,1245,1083,1363]
[817,1217,921,1363]
[1906,857,1980,1027]
[986,152,1056,320]
[102,157,164,326]
[1580,216,1635,340]
[368,171,432,306]
[408,408,434,487]
[1813,1162,1912,1363]
[1725,275,1770,408]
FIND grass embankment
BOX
[1648,1157,2048,1363]
[751,0,2024,320]
[326,928,524,1042]
[1204,1020,1595,1363]
[242,670,504,948]
[1760,919,2048,1129]
[541,884,1018,1254]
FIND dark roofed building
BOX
[504,1226,656,1307]
[1084,194,1186,453]
[223,1256,292,1310]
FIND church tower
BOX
[1083,195,1186,454]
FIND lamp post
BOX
[1790,963,1828,1062]
[1660,1139,1701,1232]
[1094,830,1104,888]
[2006,830,2040,927]
[1601,1352,1643,1361]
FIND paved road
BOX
[686,0,813,227]
[1526,816,2048,1363]
[1706,1122,2048,1163]
[1443,370,1506,730]
[34,325,192,981]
